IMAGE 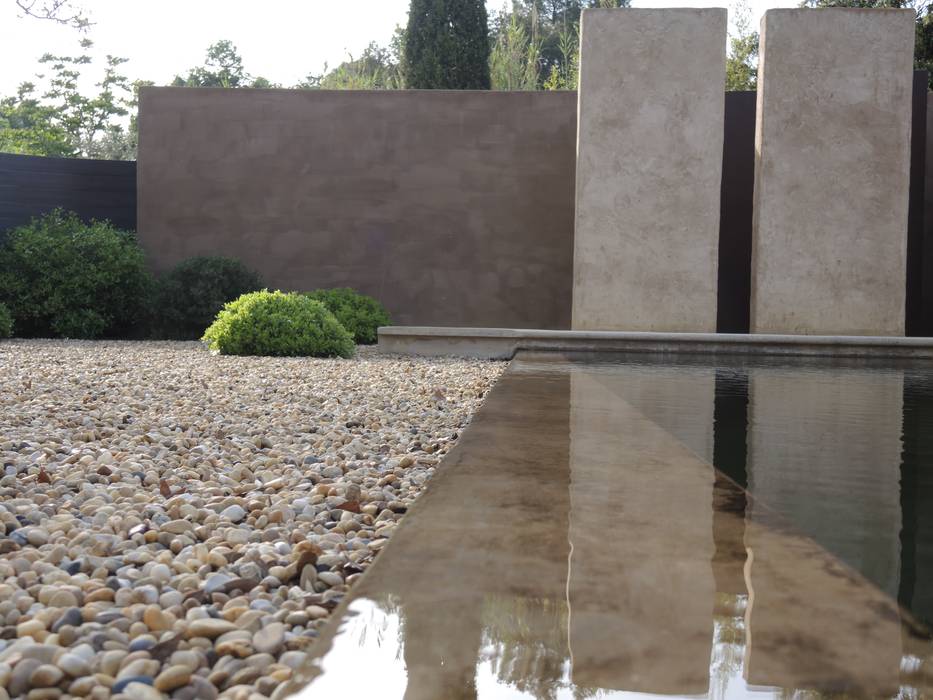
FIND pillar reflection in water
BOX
[898,369,933,681]
[709,368,752,696]
[568,365,717,693]
[742,364,905,692]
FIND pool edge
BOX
[378,327,933,360]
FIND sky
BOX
[0,0,799,97]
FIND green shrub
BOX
[0,302,12,338]
[154,256,263,339]
[202,290,355,357]
[303,287,390,345]
[0,210,151,339]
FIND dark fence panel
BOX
[717,91,757,334]
[907,71,929,336]
[0,153,136,235]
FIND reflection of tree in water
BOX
[708,592,748,700]
[479,595,598,700]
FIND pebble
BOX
[186,619,237,639]
[204,573,232,594]
[220,505,247,523]
[29,664,64,687]
[252,623,285,655]
[57,652,91,677]
[112,675,155,693]
[0,340,503,698]
[52,607,83,632]
[154,664,191,691]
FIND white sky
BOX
[0,0,798,97]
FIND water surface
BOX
[289,352,933,699]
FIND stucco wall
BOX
[572,8,727,332]
[137,87,577,329]
[750,8,915,336]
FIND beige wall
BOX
[751,9,915,336]
[137,88,577,329]
[572,8,726,332]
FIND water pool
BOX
[291,351,933,699]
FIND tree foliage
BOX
[300,36,405,90]
[489,0,628,90]
[0,83,73,156]
[726,0,758,91]
[404,0,491,89]
[172,40,276,88]
[14,0,89,30]
[0,38,137,158]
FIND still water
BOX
[290,352,933,700]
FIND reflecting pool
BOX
[288,352,933,699]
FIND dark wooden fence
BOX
[717,91,757,334]
[0,153,136,236]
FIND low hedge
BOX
[0,302,12,339]
[304,287,390,345]
[202,290,355,357]
[0,210,151,339]
[154,256,264,339]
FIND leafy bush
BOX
[0,302,12,338]
[154,256,263,339]
[202,290,355,357]
[0,210,151,339]
[304,287,390,345]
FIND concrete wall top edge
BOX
[582,6,727,12]
[140,85,579,98]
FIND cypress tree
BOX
[404,0,491,89]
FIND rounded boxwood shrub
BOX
[304,287,391,345]
[0,302,12,339]
[202,290,355,357]
[155,256,264,339]
[0,210,151,339]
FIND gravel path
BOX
[0,341,504,700]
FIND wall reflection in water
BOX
[296,355,933,700]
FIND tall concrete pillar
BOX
[751,8,915,336]
[572,8,726,332]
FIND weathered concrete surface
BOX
[376,325,933,360]
[137,88,576,329]
[751,8,915,336]
[572,8,726,332]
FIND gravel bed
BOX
[0,340,504,700]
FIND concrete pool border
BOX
[378,326,933,360]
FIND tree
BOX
[0,83,74,156]
[0,38,136,158]
[490,10,542,90]
[38,39,135,157]
[489,0,628,90]
[726,0,758,91]
[404,0,491,89]
[299,35,405,90]
[13,0,89,30]
[172,40,276,89]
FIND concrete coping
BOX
[376,326,933,360]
